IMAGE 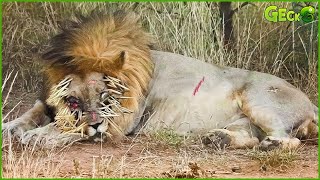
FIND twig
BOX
[3,71,18,110]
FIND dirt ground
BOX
[52,137,319,178]
[2,90,319,178]
[2,131,318,178]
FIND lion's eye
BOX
[100,92,108,100]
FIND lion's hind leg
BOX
[238,83,316,150]
[202,118,261,149]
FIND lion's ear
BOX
[114,51,127,69]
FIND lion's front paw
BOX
[2,118,32,139]
[259,136,300,151]
[201,129,232,149]
[21,123,86,148]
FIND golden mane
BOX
[42,11,154,136]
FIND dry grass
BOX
[1,71,64,178]
[2,2,318,178]
[2,144,65,178]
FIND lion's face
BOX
[66,72,106,126]
[49,71,132,140]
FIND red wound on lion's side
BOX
[193,76,205,96]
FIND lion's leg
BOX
[258,117,318,150]
[242,105,304,150]
[241,108,302,151]
[202,118,261,149]
[238,86,315,150]
[21,123,85,148]
[2,100,51,139]
[295,119,318,141]
[2,100,85,148]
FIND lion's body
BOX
[142,51,316,135]
[138,50,244,134]
[2,11,318,150]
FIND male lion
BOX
[2,11,318,150]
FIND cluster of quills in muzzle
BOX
[47,75,133,139]
[99,75,133,118]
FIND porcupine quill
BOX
[46,77,87,136]
[46,77,72,106]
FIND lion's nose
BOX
[91,111,98,122]
[86,110,101,125]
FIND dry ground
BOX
[44,139,319,178]
[2,134,318,178]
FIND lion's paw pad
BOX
[201,130,231,149]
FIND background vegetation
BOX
[2,2,318,102]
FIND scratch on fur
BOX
[193,76,205,96]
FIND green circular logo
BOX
[300,6,315,23]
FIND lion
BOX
[2,11,318,150]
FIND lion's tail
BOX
[312,104,318,125]
[303,104,318,143]
[296,104,318,143]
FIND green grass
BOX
[151,129,184,147]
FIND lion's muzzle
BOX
[86,120,108,142]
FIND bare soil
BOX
[3,136,318,178]
[54,137,318,178]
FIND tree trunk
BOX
[219,2,234,51]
